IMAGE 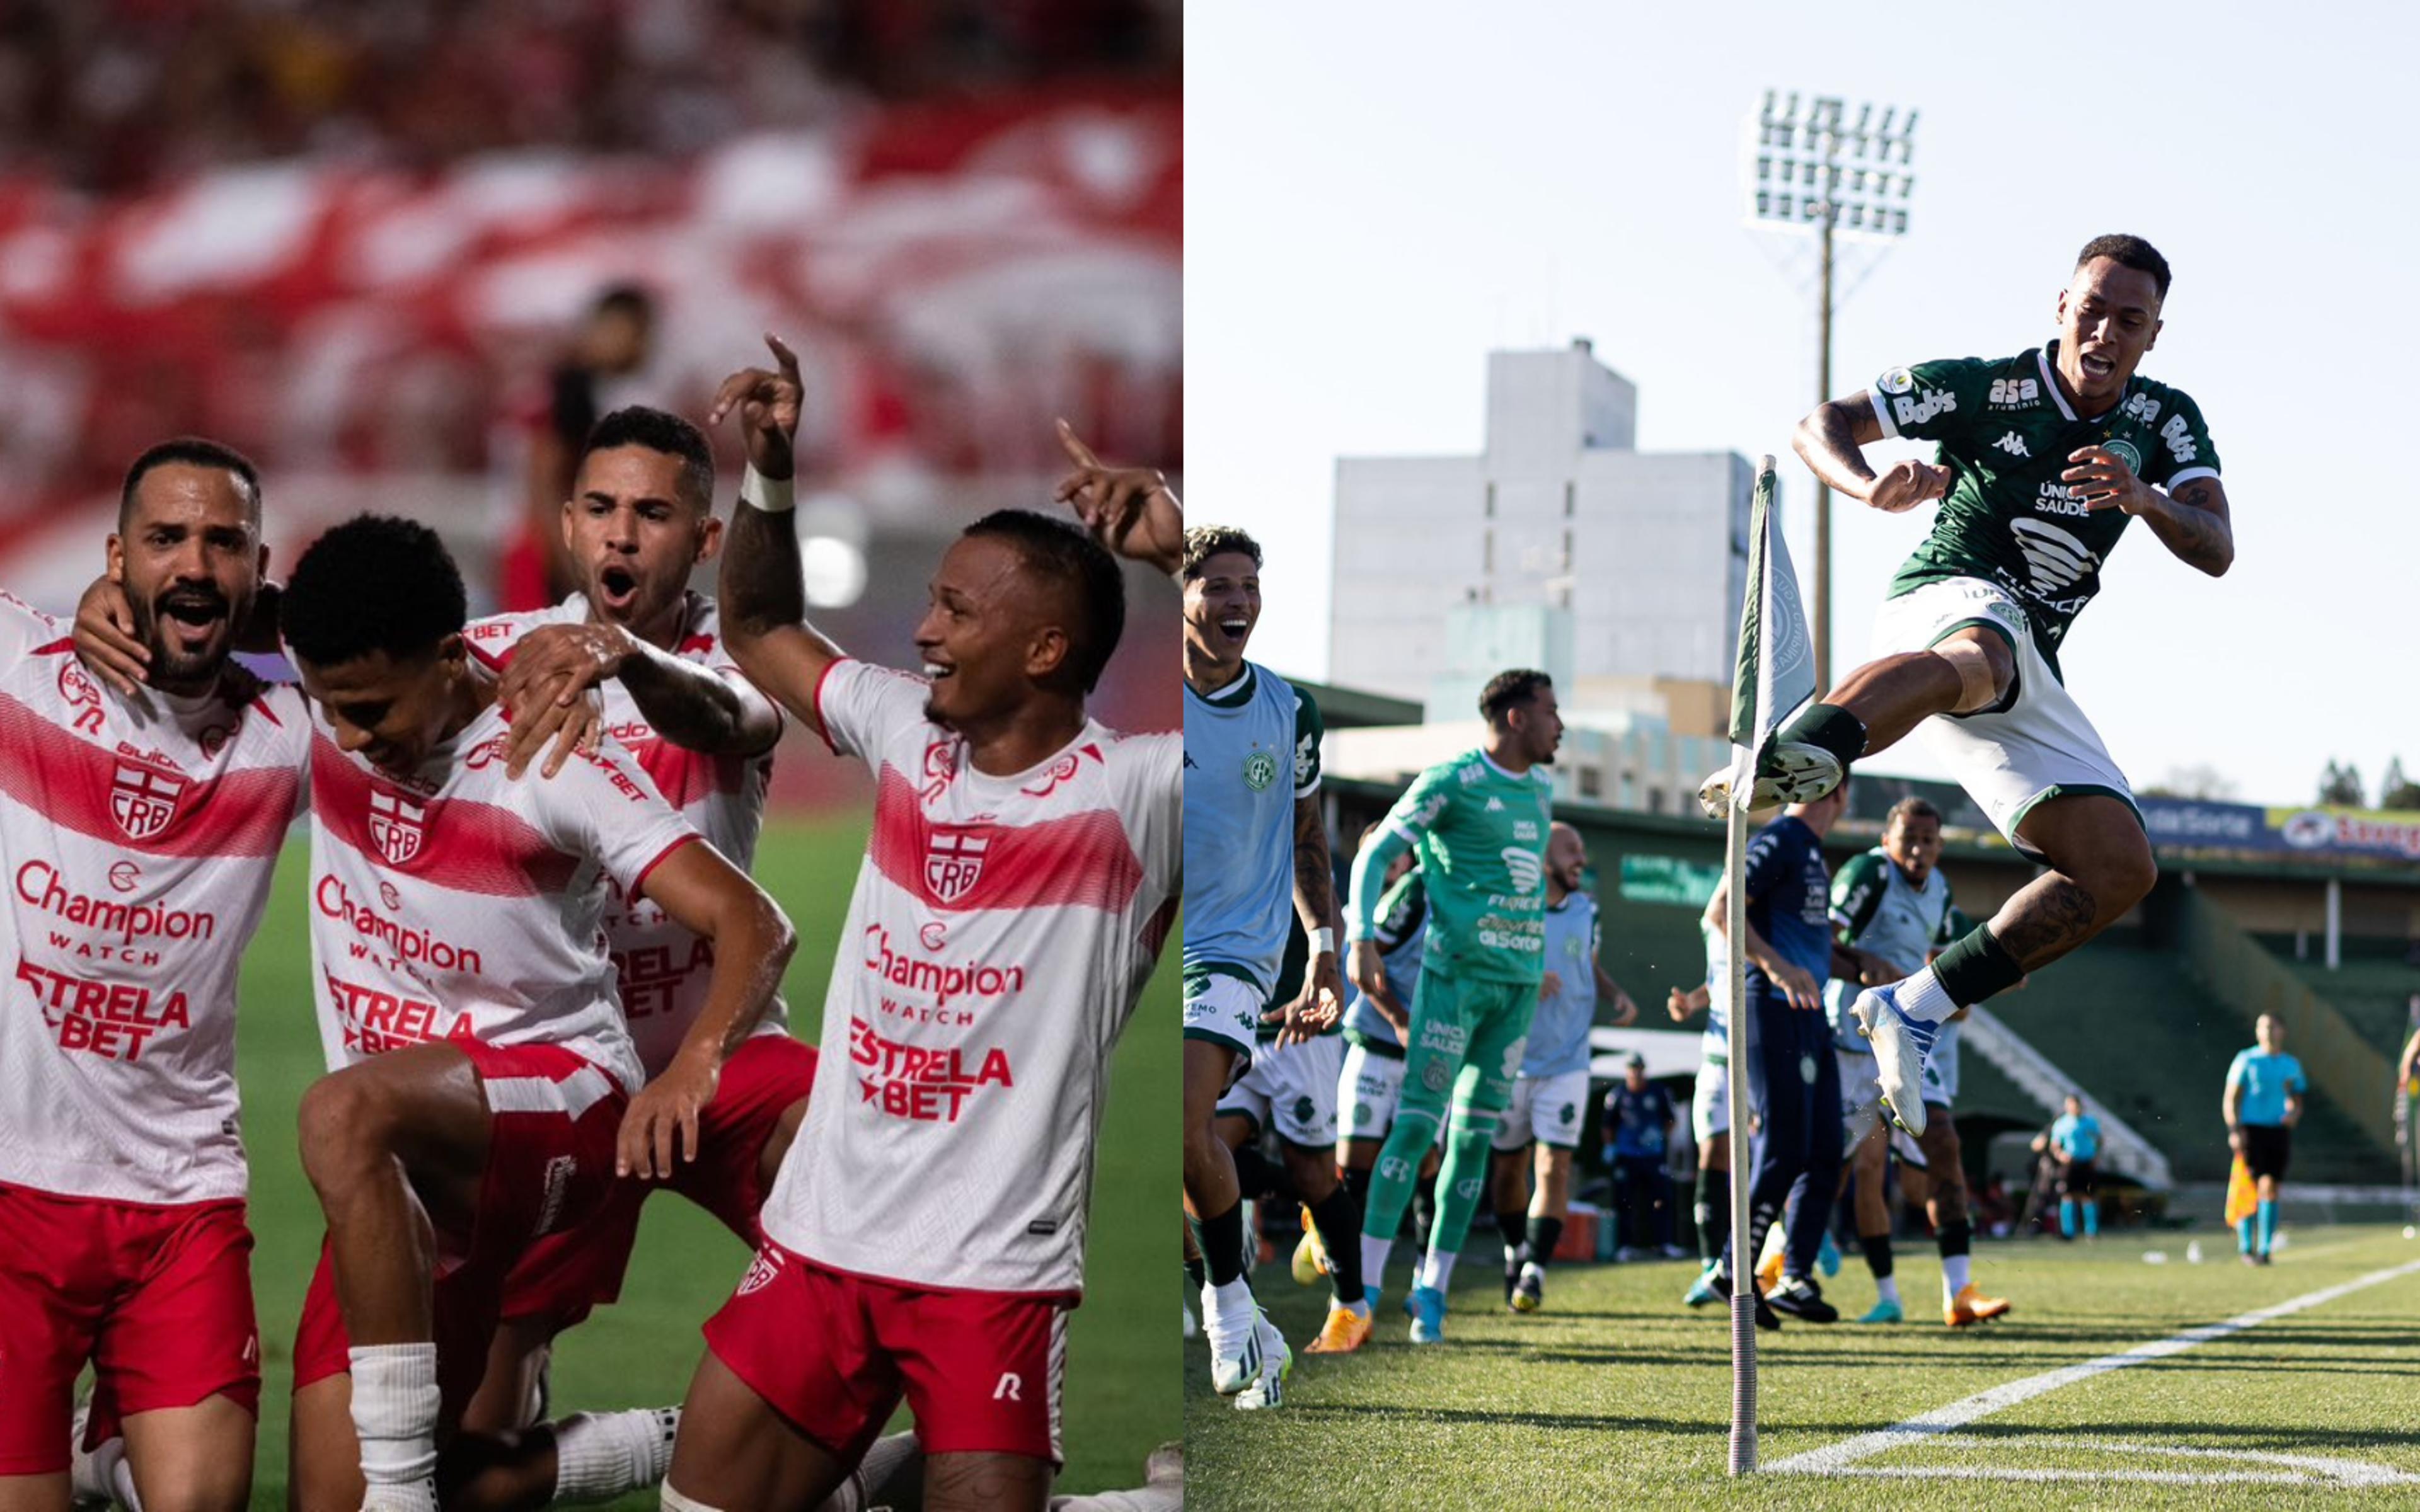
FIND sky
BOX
[1185,1,2420,809]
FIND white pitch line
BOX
[1771,1256,2420,1477]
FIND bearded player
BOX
[660,341,1180,1511]
[1704,234,2232,1138]
[453,405,822,1472]
[1347,670,1559,1345]
[0,440,304,1512]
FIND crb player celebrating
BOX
[0,440,304,1512]
[1345,670,1559,1345]
[663,340,1181,1512]
[1707,234,2232,1137]
[1181,522,1356,1389]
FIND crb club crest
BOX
[924,826,990,904]
[110,760,187,841]
[367,787,427,866]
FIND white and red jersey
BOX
[0,593,307,1205]
[305,698,703,1096]
[465,592,784,1074]
[759,660,1180,1296]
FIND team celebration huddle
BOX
[1,337,1184,1512]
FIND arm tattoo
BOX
[722,500,806,635]
[1293,796,1335,933]
[2147,478,2233,575]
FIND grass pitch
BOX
[1185,1222,2420,1509]
[231,815,1177,1509]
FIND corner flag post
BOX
[1722,455,1816,1475]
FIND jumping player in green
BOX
[1346,670,1559,1344]
[1705,234,2234,1137]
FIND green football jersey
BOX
[1873,340,2221,674]
[1354,748,1553,986]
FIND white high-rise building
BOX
[1330,340,1760,732]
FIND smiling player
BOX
[1703,234,2233,1138]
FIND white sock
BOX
[1874,1274,1900,1306]
[1758,1222,1787,1268]
[817,1430,923,1512]
[1943,1253,1972,1299]
[1897,966,1957,1025]
[1202,1276,1255,1341]
[349,1342,441,1504]
[1360,1234,1395,1295]
[1418,1247,1457,1292]
[552,1406,680,1502]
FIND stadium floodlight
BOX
[1741,91,1918,692]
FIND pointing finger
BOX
[765,332,802,380]
[1054,418,1102,471]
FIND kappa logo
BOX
[110,759,187,841]
[1994,431,2030,459]
[1485,797,1505,812]
[923,827,989,904]
[366,788,426,867]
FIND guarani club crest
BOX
[1242,747,1277,793]
[366,787,427,866]
[925,825,990,904]
[110,757,188,841]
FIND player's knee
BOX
[2092,837,2158,914]
[297,1074,398,1191]
[1932,634,2013,714]
[1281,1142,1337,1200]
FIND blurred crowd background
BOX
[0,0,1180,798]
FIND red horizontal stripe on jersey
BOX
[0,690,299,857]
[311,735,580,896]
[869,765,1141,914]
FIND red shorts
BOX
[703,1243,1073,1467]
[502,1034,817,1327]
[291,1041,626,1420]
[0,1186,258,1475]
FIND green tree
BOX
[2380,757,2420,811]
[2319,759,2366,808]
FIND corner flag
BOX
[1727,461,1816,756]
[1722,455,1812,1475]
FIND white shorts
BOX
[1338,1041,1447,1149]
[1218,1033,1344,1148]
[1839,1046,1884,1148]
[1692,1055,1731,1143]
[1490,1067,1593,1152]
[1892,1124,1928,1171]
[1184,972,1263,1070]
[1870,576,2136,850]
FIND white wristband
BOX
[740,466,795,514]
[1311,927,1336,956]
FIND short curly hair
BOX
[1479,668,1552,729]
[280,515,468,667]
[1183,525,1262,581]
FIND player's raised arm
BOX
[1792,391,1949,515]
[1054,420,1182,576]
[499,626,781,766]
[710,333,846,743]
[615,839,797,1180]
[2068,449,2234,576]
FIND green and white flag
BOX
[1727,458,1815,764]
